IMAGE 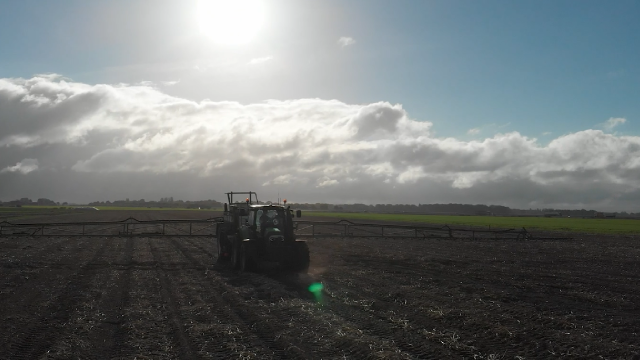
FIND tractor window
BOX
[248,211,255,226]
[265,209,284,229]
[256,209,263,232]
[255,208,285,233]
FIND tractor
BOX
[216,191,309,273]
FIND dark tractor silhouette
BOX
[216,191,309,273]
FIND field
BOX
[307,211,640,234]
[1,210,640,359]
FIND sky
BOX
[1,0,640,211]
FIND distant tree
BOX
[37,198,56,205]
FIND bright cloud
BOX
[2,75,640,209]
[317,178,339,188]
[1,159,39,174]
[338,36,356,47]
[161,80,180,86]
[248,56,273,65]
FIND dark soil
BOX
[1,211,639,359]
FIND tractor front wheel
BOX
[239,242,257,272]
[230,237,241,270]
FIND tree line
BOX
[2,197,638,217]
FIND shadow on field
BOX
[210,260,322,302]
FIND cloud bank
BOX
[1,75,639,210]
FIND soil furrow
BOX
[0,237,76,299]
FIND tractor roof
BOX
[249,204,286,209]
[230,203,286,209]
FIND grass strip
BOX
[305,212,640,234]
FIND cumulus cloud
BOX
[161,80,180,86]
[602,117,626,131]
[2,75,640,210]
[317,178,339,188]
[1,159,39,174]
[338,36,356,47]
[467,128,480,135]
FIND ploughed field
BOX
[1,211,639,359]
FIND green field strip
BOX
[305,212,640,234]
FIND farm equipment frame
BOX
[0,217,570,240]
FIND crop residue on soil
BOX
[1,210,639,359]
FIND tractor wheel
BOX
[230,238,241,270]
[216,230,231,263]
[239,242,257,272]
[285,241,310,273]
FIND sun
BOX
[197,0,265,45]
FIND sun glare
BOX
[197,0,265,45]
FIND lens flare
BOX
[308,282,324,303]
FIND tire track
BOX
[149,239,200,360]
[104,236,134,359]
[0,237,95,351]
[3,238,109,359]
[42,237,132,358]
[183,237,216,258]
[153,239,277,359]
[171,238,400,359]
[320,251,554,359]
[314,237,640,358]
[124,240,180,359]
[167,238,302,359]
[313,252,464,358]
